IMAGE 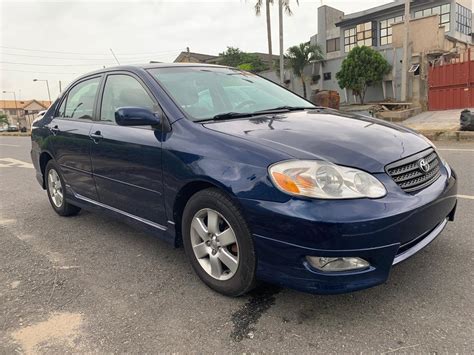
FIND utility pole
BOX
[186,47,191,62]
[59,80,62,93]
[278,0,284,84]
[401,0,410,101]
[33,79,51,102]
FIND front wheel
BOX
[45,160,81,217]
[182,188,257,297]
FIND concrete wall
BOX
[317,6,344,60]
[260,64,323,100]
[311,46,405,104]
[392,16,445,53]
[260,46,406,105]
[259,70,306,97]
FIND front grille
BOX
[386,148,441,193]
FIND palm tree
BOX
[286,42,324,99]
[255,0,273,67]
[254,0,298,70]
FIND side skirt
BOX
[66,190,177,246]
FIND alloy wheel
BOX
[48,168,64,208]
[190,208,239,280]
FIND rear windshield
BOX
[148,67,314,121]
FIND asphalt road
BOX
[1,136,473,353]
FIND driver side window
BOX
[100,74,156,123]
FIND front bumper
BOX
[240,168,457,294]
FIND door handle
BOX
[49,125,60,135]
[89,130,103,143]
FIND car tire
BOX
[182,188,257,297]
[45,160,81,217]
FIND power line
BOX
[0,52,118,61]
[0,45,182,56]
[1,61,111,67]
[0,68,80,74]
[0,51,174,61]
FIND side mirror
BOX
[115,107,161,126]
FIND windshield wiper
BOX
[254,106,313,114]
[209,112,255,121]
[197,106,317,122]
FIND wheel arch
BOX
[39,151,54,189]
[172,180,243,247]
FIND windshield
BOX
[148,67,314,121]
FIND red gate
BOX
[428,48,473,110]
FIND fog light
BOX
[306,256,370,272]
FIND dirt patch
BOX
[11,312,84,354]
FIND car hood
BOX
[203,110,430,172]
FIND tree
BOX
[286,41,324,99]
[336,46,391,104]
[0,113,8,126]
[254,0,273,67]
[254,0,299,69]
[218,47,268,72]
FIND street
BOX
[0,136,473,353]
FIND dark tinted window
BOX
[326,38,340,53]
[100,74,155,122]
[61,77,100,120]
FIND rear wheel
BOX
[182,188,257,296]
[45,160,81,217]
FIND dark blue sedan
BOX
[31,64,457,296]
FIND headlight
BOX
[269,160,386,199]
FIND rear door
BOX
[48,75,102,200]
[89,72,166,225]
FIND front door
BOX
[48,76,101,200]
[90,73,166,225]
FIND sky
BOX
[0,0,392,101]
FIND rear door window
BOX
[60,77,100,120]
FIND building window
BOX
[456,3,472,35]
[344,28,356,52]
[344,21,375,52]
[326,38,340,53]
[380,15,404,45]
[323,72,331,81]
[356,22,374,47]
[414,3,451,32]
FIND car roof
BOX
[68,63,234,88]
[80,63,230,77]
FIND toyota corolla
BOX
[31,64,457,296]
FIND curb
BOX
[416,130,474,142]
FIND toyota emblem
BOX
[418,158,430,173]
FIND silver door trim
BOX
[73,192,167,231]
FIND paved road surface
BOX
[1,137,473,353]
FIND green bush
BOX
[336,46,391,104]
